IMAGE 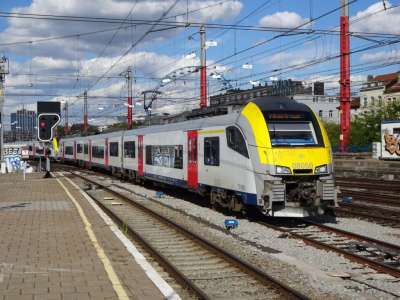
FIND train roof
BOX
[125,111,240,136]
[253,96,312,112]
[62,111,240,141]
[62,97,311,141]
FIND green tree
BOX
[323,122,340,147]
[351,100,400,146]
[323,100,400,149]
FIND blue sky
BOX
[0,0,399,124]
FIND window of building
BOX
[65,146,73,155]
[226,126,249,158]
[312,97,316,102]
[92,146,104,158]
[145,145,183,169]
[371,96,375,106]
[124,141,135,158]
[329,110,333,118]
[204,137,220,166]
[109,142,119,157]
[378,96,382,106]
[318,110,323,117]
[84,144,88,154]
[77,144,83,154]
[364,97,368,107]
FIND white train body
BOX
[42,98,336,217]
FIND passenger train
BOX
[33,97,337,217]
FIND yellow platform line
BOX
[56,177,130,300]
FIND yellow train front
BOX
[238,97,337,217]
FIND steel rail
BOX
[333,206,400,227]
[303,220,400,253]
[259,220,400,278]
[338,190,400,207]
[68,171,310,300]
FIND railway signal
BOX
[37,101,61,142]
[37,101,60,178]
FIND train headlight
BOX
[276,165,291,175]
[315,164,328,174]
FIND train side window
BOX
[174,145,183,169]
[65,146,73,155]
[226,126,249,158]
[84,144,88,154]
[145,145,153,165]
[204,137,220,166]
[77,144,83,154]
[124,141,135,158]
[92,146,104,158]
[110,142,119,157]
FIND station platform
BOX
[0,172,173,300]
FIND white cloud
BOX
[351,1,400,34]
[259,11,308,28]
[360,49,400,63]
[0,0,242,59]
[307,74,366,92]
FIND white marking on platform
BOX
[60,173,181,300]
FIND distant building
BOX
[10,109,37,141]
[359,72,400,108]
[209,80,343,123]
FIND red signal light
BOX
[40,121,46,128]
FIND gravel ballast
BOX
[78,172,400,300]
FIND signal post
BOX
[37,101,61,178]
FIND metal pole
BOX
[199,25,207,108]
[127,67,133,129]
[339,0,351,152]
[83,90,88,133]
[0,77,4,162]
[44,143,51,178]
[64,101,69,135]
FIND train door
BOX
[105,138,109,168]
[73,140,77,161]
[138,135,144,176]
[88,140,92,168]
[187,130,198,189]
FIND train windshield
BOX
[264,111,324,147]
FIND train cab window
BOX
[124,141,135,158]
[110,142,119,157]
[265,111,324,147]
[226,126,249,158]
[65,146,73,155]
[92,146,104,158]
[204,137,220,166]
[77,144,83,153]
[84,144,88,154]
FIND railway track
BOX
[260,218,400,280]
[62,170,309,300]
[334,203,400,228]
[336,177,400,193]
[338,189,400,208]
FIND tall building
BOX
[10,109,37,141]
